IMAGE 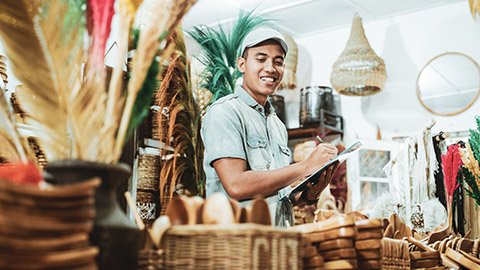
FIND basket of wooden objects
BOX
[0,174,100,269]
[355,218,384,269]
[142,194,303,270]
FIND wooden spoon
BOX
[248,198,271,225]
[202,193,235,225]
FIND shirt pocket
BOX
[246,135,271,170]
[278,144,291,166]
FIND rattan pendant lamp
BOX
[330,13,387,96]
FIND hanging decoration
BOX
[278,32,298,90]
[442,144,464,229]
[330,13,387,96]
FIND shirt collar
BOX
[235,85,275,116]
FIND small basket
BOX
[138,248,163,270]
[136,189,159,228]
[382,238,410,270]
[137,149,161,192]
[162,224,303,270]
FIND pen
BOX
[316,135,324,144]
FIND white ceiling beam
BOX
[204,0,320,28]
[345,0,378,19]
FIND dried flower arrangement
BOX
[0,0,196,164]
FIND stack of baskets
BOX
[0,177,100,269]
[295,215,358,269]
[355,219,383,269]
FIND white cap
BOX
[240,27,288,57]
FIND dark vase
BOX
[44,160,141,270]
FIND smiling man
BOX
[201,27,338,226]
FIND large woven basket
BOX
[161,224,303,270]
[382,238,410,269]
[330,13,387,96]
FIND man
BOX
[201,27,338,226]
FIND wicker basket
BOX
[330,13,387,96]
[138,249,163,270]
[162,224,303,270]
[382,238,410,269]
[136,189,159,228]
[137,149,161,192]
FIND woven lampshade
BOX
[279,32,298,90]
[330,14,386,96]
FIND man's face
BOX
[237,40,285,106]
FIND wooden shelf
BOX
[288,125,342,140]
[287,109,344,140]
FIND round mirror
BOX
[416,52,480,116]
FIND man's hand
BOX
[303,161,339,203]
[301,144,338,176]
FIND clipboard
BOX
[283,140,363,201]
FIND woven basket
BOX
[279,32,298,90]
[382,238,410,270]
[162,224,303,270]
[137,150,161,192]
[138,249,163,270]
[330,13,387,96]
[136,189,159,228]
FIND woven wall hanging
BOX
[330,13,387,96]
[279,32,298,90]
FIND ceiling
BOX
[182,0,465,38]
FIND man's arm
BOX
[213,143,338,201]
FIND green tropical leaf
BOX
[187,9,270,103]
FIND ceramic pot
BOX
[45,160,141,270]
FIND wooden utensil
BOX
[295,215,354,234]
[303,255,324,267]
[248,198,271,225]
[356,228,383,240]
[357,259,381,269]
[308,226,356,243]
[355,239,382,250]
[202,193,235,225]
[323,259,357,269]
[355,218,382,230]
[356,249,381,260]
[321,247,356,261]
[317,239,353,252]
[446,248,480,270]
[166,196,192,225]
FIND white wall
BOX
[279,1,480,141]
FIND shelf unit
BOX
[287,109,344,140]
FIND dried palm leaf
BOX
[0,0,83,161]
[157,28,204,212]
[112,0,197,160]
